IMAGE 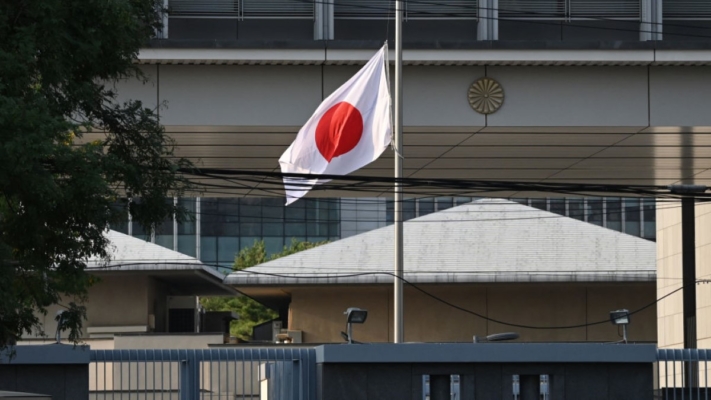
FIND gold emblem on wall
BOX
[468,77,504,115]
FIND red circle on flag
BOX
[315,102,364,163]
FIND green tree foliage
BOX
[202,239,327,341]
[0,0,191,350]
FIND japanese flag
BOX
[279,45,392,205]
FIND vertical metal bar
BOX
[250,348,254,400]
[209,349,213,400]
[393,0,404,345]
[160,350,164,400]
[242,347,247,400]
[706,349,709,400]
[103,354,107,400]
[673,350,677,400]
[94,358,98,399]
[218,349,222,400]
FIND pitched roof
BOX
[225,198,656,286]
[88,230,201,266]
[87,231,231,292]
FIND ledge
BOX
[314,343,657,364]
[1,345,91,365]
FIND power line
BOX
[274,0,711,39]
[91,261,704,331]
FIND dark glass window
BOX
[568,199,585,221]
[606,198,622,232]
[624,198,641,236]
[587,198,603,226]
[403,199,416,221]
[550,199,565,216]
[419,198,435,216]
[531,199,547,211]
[643,198,656,240]
[436,197,454,211]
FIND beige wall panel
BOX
[159,65,322,126]
[486,66,648,128]
[114,334,223,349]
[473,284,587,342]
[659,314,685,348]
[657,201,711,349]
[657,201,681,231]
[650,67,711,127]
[657,283,684,318]
[585,285,656,342]
[86,275,150,328]
[697,306,711,342]
[290,283,658,344]
[402,285,488,343]
[288,287,390,343]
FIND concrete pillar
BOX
[640,0,662,41]
[477,0,498,41]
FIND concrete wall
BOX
[657,201,711,350]
[0,346,90,400]
[287,283,657,343]
[112,65,711,130]
[25,275,179,341]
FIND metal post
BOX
[393,0,404,344]
[347,322,353,344]
[682,196,698,388]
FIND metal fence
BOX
[89,347,711,400]
[657,348,711,400]
[90,348,316,400]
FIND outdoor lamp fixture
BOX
[343,307,368,344]
[610,309,630,344]
[473,332,520,343]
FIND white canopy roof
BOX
[225,198,656,286]
[87,230,234,295]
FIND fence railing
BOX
[657,348,711,400]
[90,348,316,400]
[87,346,711,400]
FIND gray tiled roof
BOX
[88,230,201,266]
[225,198,656,286]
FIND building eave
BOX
[137,41,711,66]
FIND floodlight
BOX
[343,307,368,344]
[610,309,630,325]
[473,332,520,343]
[345,307,368,324]
[610,309,630,343]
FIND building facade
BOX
[100,0,711,347]
[112,196,656,269]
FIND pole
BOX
[393,0,404,344]
[682,196,698,388]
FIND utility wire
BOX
[275,0,711,39]
[91,261,705,331]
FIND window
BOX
[606,198,622,232]
[624,198,641,236]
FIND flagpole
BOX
[393,0,404,344]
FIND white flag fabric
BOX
[279,45,392,205]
